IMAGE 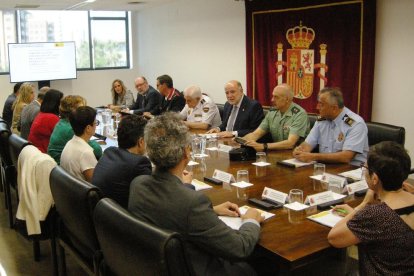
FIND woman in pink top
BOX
[28,89,64,152]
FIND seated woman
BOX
[11,82,35,135]
[108,79,134,111]
[28,89,64,152]
[328,141,414,275]
[47,95,102,164]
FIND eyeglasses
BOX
[95,120,100,126]
[360,163,369,177]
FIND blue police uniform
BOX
[305,107,369,166]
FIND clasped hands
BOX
[213,202,264,223]
[292,145,314,162]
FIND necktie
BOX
[226,105,238,131]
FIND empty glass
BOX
[236,170,249,184]
[289,189,303,204]
[191,136,206,158]
[101,109,112,126]
[313,163,326,176]
[256,152,267,163]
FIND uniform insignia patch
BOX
[187,110,191,115]
[200,99,205,104]
[338,132,344,142]
[291,106,299,114]
[203,107,209,113]
[344,117,354,126]
[195,114,202,117]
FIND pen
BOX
[330,206,348,215]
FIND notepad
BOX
[307,210,343,228]
[278,158,315,168]
[218,205,275,230]
[191,179,212,191]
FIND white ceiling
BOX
[0,0,175,11]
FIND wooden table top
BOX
[190,138,359,269]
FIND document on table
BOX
[339,168,363,181]
[218,205,275,230]
[278,158,315,168]
[307,210,343,228]
[191,179,212,191]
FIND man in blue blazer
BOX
[207,80,264,138]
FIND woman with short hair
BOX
[328,141,414,275]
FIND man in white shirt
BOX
[180,85,221,130]
[60,106,98,182]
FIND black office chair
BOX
[0,121,13,226]
[366,122,405,146]
[93,198,194,276]
[308,113,318,130]
[50,166,103,276]
[216,103,224,120]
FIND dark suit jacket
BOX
[129,85,161,115]
[219,95,264,137]
[128,170,260,275]
[152,89,186,115]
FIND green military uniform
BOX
[259,102,309,142]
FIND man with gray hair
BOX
[20,86,50,139]
[243,84,309,151]
[180,85,221,129]
[123,76,161,115]
[128,112,263,275]
[293,87,369,166]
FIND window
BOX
[0,10,130,73]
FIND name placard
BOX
[305,191,346,206]
[346,180,369,195]
[262,187,287,204]
[212,169,235,183]
[321,173,347,188]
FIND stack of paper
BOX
[307,210,343,228]
[278,158,315,168]
[191,179,212,191]
[218,205,275,230]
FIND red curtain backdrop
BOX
[245,0,376,120]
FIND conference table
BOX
[96,118,361,273]
[188,137,359,273]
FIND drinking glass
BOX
[313,163,326,176]
[289,189,303,204]
[191,136,206,158]
[236,170,249,184]
[256,152,267,163]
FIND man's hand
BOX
[217,131,235,138]
[213,201,240,217]
[244,141,263,152]
[121,107,130,113]
[206,127,220,134]
[241,208,264,223]
[182,170,193,184]
[293,151,314,162]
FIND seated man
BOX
[123,76,161,115]
[60,106,98,182]
[92,115,152,208]
[207,80,264,138]
[2,82,22,127]
[143,74,185,118]
[293,87,369,166]
[128,112,263,275]
[180,85,221,130]
[243,84,309,151]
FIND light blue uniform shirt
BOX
[305,107,369,166]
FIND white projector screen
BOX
[8,41,77,83]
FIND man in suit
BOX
[2,82,22,126]
[143,74,185,119]
[93,114,151,208]
[123,76,161,115]
[128,112,263,276]
[207,80,264,138]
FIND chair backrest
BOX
[366,121,405,146]
[308,113,318,130]
[0,121,12,167]
[8,134,31,168]
[216,103,224,120]
[50,166,102,260]
[93,198,193,276]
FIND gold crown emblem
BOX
[286,22,315,49]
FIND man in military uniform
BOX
[180,85,221,129]
[243,84,309,151]
[293,87,369,166]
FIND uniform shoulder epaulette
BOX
[268,107,276,112]
[291,106,300,114]
[200,99,206,104]
[317,116,326,121]
[342,114,355,126]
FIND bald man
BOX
[243,84,309,152]
[207,80,264,138]
[125,76,161,115]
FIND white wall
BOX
[136,0,246,104]
[372,0,414,166]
